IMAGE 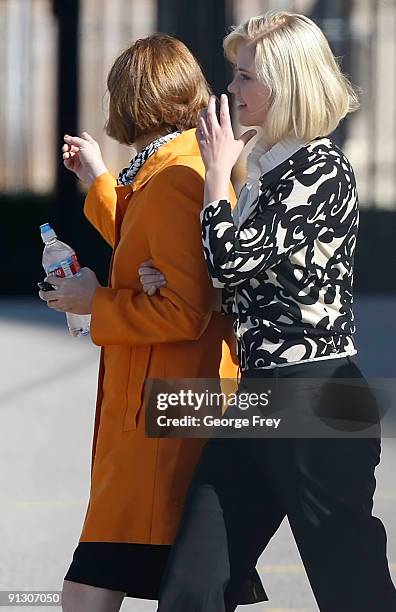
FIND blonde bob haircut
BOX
[224,11,360,145]
[106,34,211,145]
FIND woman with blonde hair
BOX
[141,12,396,611]
[39,33,266,612]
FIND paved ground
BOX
[0,296,395,611]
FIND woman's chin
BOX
[236,108,254,126]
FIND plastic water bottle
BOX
[40,223,91,337]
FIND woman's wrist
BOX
[204,167,231,205]
[87,164,109,186]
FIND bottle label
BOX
[46,255,81,278]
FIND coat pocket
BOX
[123,344,152,431]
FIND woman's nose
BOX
[227,77,237,94]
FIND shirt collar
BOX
[247,136,305,181]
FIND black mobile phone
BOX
[37,281,56,292]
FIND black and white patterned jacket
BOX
[201,138,358,371]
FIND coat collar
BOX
[115,129,200,194]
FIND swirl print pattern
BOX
[201,139,358,370]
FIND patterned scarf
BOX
[117,131,181,185]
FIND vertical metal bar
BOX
[26,0,34,188]
[368,0,378,208]
[0,1,8,188]
[393,0,396,206]
[52,0,80,238]
[157,0,233,96]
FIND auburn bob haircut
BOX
[224,11,360,145]
[106,34,211,145]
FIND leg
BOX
[246,357,396,611]
[157,438,285,612]
[62,580,125,612]
[280,437,396,612]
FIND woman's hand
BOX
[138,260,167,296]
[38,268,101,314]
[196,95,256,174]
[62,132,108,186]
[196,95,256,203]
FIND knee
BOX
[62,581,83,612]
[61,580,124,612]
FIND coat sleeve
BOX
[90,165,220,346]
[84,172,117,247]
[201,158,347,287]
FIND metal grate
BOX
[0,0,395,209]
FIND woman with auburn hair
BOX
[38,34,264,612]
[140,13,396,612]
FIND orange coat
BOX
[80,129,238,544]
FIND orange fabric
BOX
[80,129,238,544]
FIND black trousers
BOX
[157,357,396,611]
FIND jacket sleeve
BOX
[201,158,349,287]
[84,172,117,247]
[90,165,220,346]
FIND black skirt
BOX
[64,542,267,603]
[64,542,171,600]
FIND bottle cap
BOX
[40,223,57,243]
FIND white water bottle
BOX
[40,223,91,337]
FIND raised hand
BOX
[62,132,108,185]
[196,95,256,175]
